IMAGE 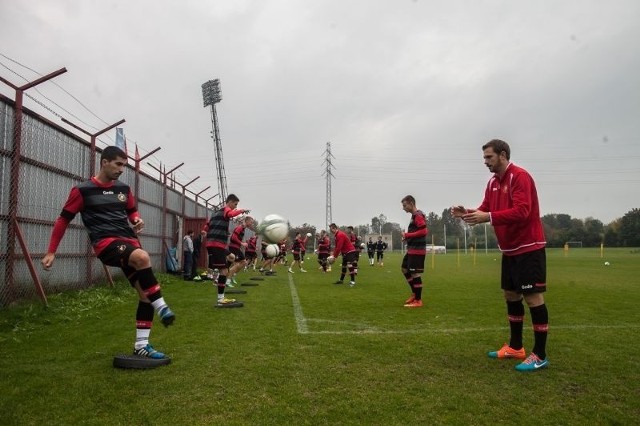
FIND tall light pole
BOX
[322,142,335,231]
[202,79,228,203]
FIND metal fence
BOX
[0,93,214,307]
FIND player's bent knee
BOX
[129,249,151,269]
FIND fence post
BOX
[0,67,67,305]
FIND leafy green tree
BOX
[618,208,640,246]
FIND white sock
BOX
[135,329,151,350]
[151,298,167,313]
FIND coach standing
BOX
[452,139,549,372]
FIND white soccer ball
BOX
[604,261,610,266]
[327,255,335,265]
[360,242,366,249]
[258,214,289,243]
[265,243,280,259]
[306,232,312,237]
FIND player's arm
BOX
[42,188,82,270]
[227,208,250,219]
[126,189,143,233]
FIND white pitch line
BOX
[287,275,640,335]
[287,273,308,334]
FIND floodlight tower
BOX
[322,141,335,231]
[202,79,228,203]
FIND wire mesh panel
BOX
[0,97,210,306]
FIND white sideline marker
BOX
[287,275,640,335]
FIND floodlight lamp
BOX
[202,79,222,106]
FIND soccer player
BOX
[375,235,387,266]
[328,223,358,287]
[203,194,250,306]
[300,232,309,265]
[41,146,175,360]
[366,237,376,266]
[400,195,428,308]
[227,215,254,286]
[288,232,307,273]
[453,139,549,372]
[258,239,275,274]
[316,230,331,272]
[245,234,258,270]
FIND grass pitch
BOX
[1,248,638,425]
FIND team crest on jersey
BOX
[117,245,127,253]
[117,193,126,202]
[502,185,509,194]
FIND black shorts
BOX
[342,251,358,265]
[293,252,301,261]
[245,251,257,261]
[367,251,374,258]
[229,246,245,262]
[207,246,229,269]
[97,240,139,286]
[401,253,425,274]
[318,253,329,261]
[501,248,546,294]
[376,251,384,260]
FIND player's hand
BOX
[41,253,55,270]
[132,217,145,234]
[462,210,488,225]
[451,205,467,218]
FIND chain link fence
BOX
[0,94,213,307]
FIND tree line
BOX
[288,208,640,250]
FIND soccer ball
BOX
[327,255,335,265]
[306,232,312,237]
[265,243,280,259]
[258,214,289,243]
[604,261,610,266]
[360,242,366,249]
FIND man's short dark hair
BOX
[226,193,240,203]
[101,146,127,162]
[482,139,511,160]
[401,195,416,205]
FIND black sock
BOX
[217,275,226,295]
[412,276,423,301]
[137,268,162,302]
[530,304,549,359]
[507,300,525,350]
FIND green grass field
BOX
[1,248,639,425]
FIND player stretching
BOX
[245,234,258,271]
[401,195,428,308]
[453,139,549,372]
[316,230,331,272]
[42,146,175,360]
[203,194,250,306]
[329,223,358,287]
[288,232,307,273]
[227,215,254,286]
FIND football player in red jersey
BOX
[42,146,175,360]
[328,223,358,287]
[453,139,549,372]
[400,195,428,308]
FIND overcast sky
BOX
[2,0,639,231]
